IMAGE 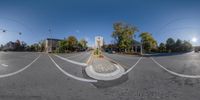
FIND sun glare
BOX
[192,37,197,42]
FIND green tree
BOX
[30,45,36,51]
[15,40,21,51]
[0,44,3,51]
[139,32,157,53]
[175,39,183,52]
[67,36,78,52]
[21,41,27,51]
[58,40,68,53]
[38,40,45,52]
[78,39,88,50]
[182,40,192,52]
[158,43,166,52]
[166,38,175,52]
[112,22,138,52]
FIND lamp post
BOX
[1,29,6,33]
[48,29,53,53]
[140,43,143,55]
[0,28,22,35]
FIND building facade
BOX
[95,36,103,48]
[45,38,62,53]
[132,40,142,54]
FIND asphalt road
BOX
[103,52,141,70]
[0,51,200,100]
[153,52,200,75]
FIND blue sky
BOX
[0,0,200,46]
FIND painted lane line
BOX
[48,55,97,83]
[123,57,143,75]
[1,64,8,67]
[0,54,41,78]
[151,57,200,78]
[54,54,87,66]
[86,52,93,64]
[103,53,141,69]
[103,53,127,67]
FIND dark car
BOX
[194,47,200,53]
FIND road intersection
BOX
[0,51,200,99]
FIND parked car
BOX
[107,50,112,54]
[112,51,116,54]
[107,50,116,54]
[194,47,200,53]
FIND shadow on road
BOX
[145,52,193,57]
[82,69,128,88]
[92,75,128,88]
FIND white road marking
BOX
[48,55,97,83]
[0,54,41,78]
[1,64,8,67]
[54,54,87,66]
[151,57,200,78]
[123,57,143,75]
[103,53,142,75]
[86,52,93,64]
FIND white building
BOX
[95,36,103,48]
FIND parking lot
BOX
[0,51,200,100]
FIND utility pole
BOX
[140,44,143,55]
[48,29,52,53]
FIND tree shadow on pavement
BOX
[148,52,192,57]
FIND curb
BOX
[85,64,125,81]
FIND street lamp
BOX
[140,44,143,55]
[19,32,22,35]
[0,29,6,33]
[48,29,53,53]
[1,28,22,35]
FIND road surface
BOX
[0,51,200,100]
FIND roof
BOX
[46,38,63,41]
[132,40,141,46]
